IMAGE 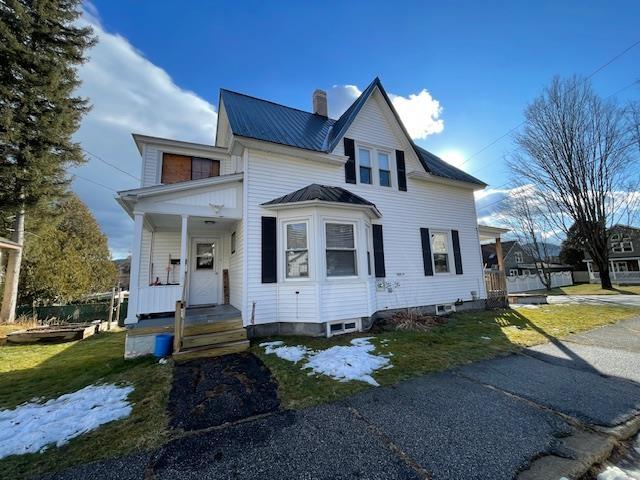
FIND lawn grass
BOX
[253,304,640,409]
[0,331,173,479]
[539,283,640,295]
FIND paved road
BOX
[548,294,640,307]
[45,316,640,480]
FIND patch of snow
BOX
[261,337,391,386]
[260,341,309,363]
[480,336,491,341]
[303,337,390,386]
[597,466,638,480]
[0,384,134,459]
[158,358,168,365]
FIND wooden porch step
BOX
[182,317,243,336]
[173,340,250,362]
[181,328,247,349]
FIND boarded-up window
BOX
[161,154,192,184]
[161,154,220,184]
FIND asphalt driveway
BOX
[45,316,640,480]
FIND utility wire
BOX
[81,147,140,181]
[458,39,640,171]
[73,173,118,193]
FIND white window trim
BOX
[430,229,453,275]
[509,269,519,276]
[282,219,311,281]
[326,318,361,337]
[355,142,396,189]
[365,223,373,277]
[324,219,359,280]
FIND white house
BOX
[117,78,492,358]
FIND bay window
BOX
[285,222,309,278]
[326,223,357,277]
[431,231,450,273]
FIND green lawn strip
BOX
[0,332,173,480]
[253,304,640,410]
[534,283,640,296]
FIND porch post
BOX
[179,215,188,294]
[495,237,504,272]
[125,212,144,324]
[610,260,617,281]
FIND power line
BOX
[81,148,140,181]
[459,39,640,171]
[73,173,118,192]
[477,139,640,215]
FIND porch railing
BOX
[590,271,640,284]
[137,285,182,315]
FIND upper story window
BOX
[514,251,524,264]
[285,222,309,279]
[431,231,450,273]
[326,223,357,277]
[357,145,393,188]
[358,148,372,184]
[161,153,220,184]
[612,240,633,253]
[378,152,391,187]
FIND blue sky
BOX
[73,1,640,256]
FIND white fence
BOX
[506,271,573,293]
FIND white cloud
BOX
[327,84,444,140]
[388,90,444,139]
[72,9,217,257]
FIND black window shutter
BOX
[420,228,434,276]
[261,217,277,283]
[396,150,407,191]
[452,230,463,275]
[344,138,356,184]
[372,224,386,278]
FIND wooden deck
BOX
[126,304,248,360]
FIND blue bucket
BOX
[154,333,174,358]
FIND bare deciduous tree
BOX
[508,76,639,289]
[505,188,557,291]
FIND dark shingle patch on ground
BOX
[168,353,279,431]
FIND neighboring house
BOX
[482,241,570,277]
[117,78,490,357]
[585,225,640,284]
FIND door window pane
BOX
[196,243,214,269]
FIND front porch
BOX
[587,258,640,284]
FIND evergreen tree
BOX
[20,194,117,305]
[0,0,95,321]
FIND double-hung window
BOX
[431,231,450,273]
[326,223,357,277]
[378,152,391,187]
[285,222,309,278]
[358,148,372,184]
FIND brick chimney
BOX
[312,89,328,117]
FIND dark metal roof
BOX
[415,146,486,186]
[481,241,516,267]
[262,184,376,208]
[220,78,486,187]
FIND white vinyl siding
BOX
[229,220,243,310]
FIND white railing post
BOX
[179,215,188,290]
[125,212,144,324]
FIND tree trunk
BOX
[599,267,613,289]
[1,207,25,323]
